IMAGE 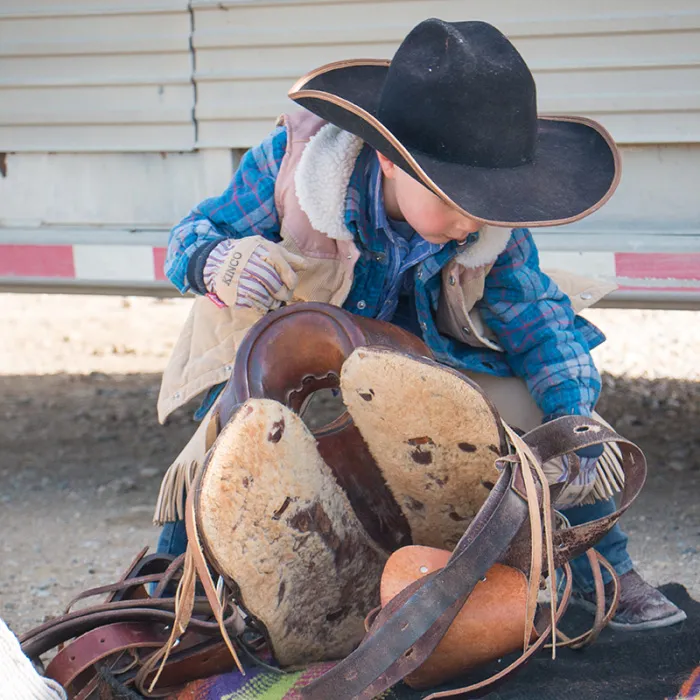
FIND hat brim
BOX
[289,60,621,228]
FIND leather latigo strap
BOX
[521,415,646,569]
[19,549,241,698]
[45,622,169,690]
[300,463,530,700]
[46,623,233,699]
[20,596,239,661]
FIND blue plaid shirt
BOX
[166,124,605,420]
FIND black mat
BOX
[401,584,700,700]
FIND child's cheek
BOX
[396,184,454,237]
[411,205,453,237]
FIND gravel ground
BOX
[0,294,698,638]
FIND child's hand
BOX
[203,236,307,312]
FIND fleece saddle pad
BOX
[196,347,506,668]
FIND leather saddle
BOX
[20,302,647,699]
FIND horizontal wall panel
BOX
[0,124,194,153]
[192,0,700,148]
[0,2,195,151]
[191,0,700,44]
[3,85,193,126]
[0,150,233,228]
[0,10,190,56]
[0,53,191,89]
[0,1,189,18]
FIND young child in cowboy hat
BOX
[155,18,684,630]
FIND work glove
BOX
[543,417,604,507]
[203,236,307,312]
[556,445,603,507]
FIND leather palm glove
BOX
[203,236,307,312]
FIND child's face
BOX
[378,153,481,244]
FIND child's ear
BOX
[376,151,396,179]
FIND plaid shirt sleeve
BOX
[479,228,601,421]
[165,124,287,293]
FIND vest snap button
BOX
[462,326,472,335]
[357,300,367,310]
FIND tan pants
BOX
[463,372,547,432]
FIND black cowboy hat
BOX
[289,19,620,227]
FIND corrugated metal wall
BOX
[191,0,700,148]
[0,0,195,151]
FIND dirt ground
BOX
[0,294,698,638]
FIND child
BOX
[155,18,684,630]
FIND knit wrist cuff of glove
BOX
[186,238,223,295]
[203,239,238,293]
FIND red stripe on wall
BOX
[153,247,168,282]
[615,253,700,281]
[618,285,700,293]
[0,245,75,278]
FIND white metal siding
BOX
[0,1,195,152]
[191,0,700,148]
[0,0,698,306]
[0,150,233,229]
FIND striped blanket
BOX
[175,661,700,700]
[174,662,430,700]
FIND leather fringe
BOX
[153,406,220,526]
[582,413,626,505]
[583,442,626,505]
[153,458,201,526]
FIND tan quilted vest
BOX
[157,111,616,423]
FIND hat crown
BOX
[377,20,537,168]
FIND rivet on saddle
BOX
[20,303,646,699]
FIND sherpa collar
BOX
[294,122,513,268]
[295,123,362,242]
[454,226,513,269]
